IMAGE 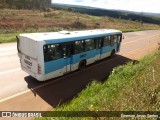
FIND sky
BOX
[52,0,160,13]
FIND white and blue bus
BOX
[17,29,122,81]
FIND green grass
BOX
[121,29,143,33]
[0,27,62,44]
[0,28,138,43]
[121,28,160,33]
[1,27,159,43]
[0,33,18,43]
[36,50,160,120]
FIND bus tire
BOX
[110,49,115,57]
[78,60,86,70]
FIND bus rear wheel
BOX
[78,60,86,70]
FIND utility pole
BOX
[140,11,143,29]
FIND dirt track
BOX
[0,30,160,118]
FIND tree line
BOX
[0,0,51,10]
[53,4,160,24]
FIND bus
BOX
[17,29,122,81]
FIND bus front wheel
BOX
[78,60,86,70]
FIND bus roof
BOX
[19,29,122,44]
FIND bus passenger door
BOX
[95,38,103,60]
[63,44,73,73]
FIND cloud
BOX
[52,0,160,13]
[74,0,84,2]
[106,0,160,13]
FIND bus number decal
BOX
[24,59,32,66]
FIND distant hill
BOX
[52,3,160,24]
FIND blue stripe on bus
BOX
[44,45,117,74]
[44,32,121,44]
[45,58,65,74]
[44,50,97,74]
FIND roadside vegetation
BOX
[0,9,160,43]
[36,50,160,120]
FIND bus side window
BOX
[85,39,95,51]
[68,44,74,56]
[74,40,85,54]
[94,37,103,49]
[118,35,122,42]
[43,44,63,62]
[114,35,118,43]
[110,36,115,46]
[44,45,51,62]
[63,44,74,57]
[51,44,63,60]
[103,36,111,46]
[44,45,48,53]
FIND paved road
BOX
[0,30,160,112]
